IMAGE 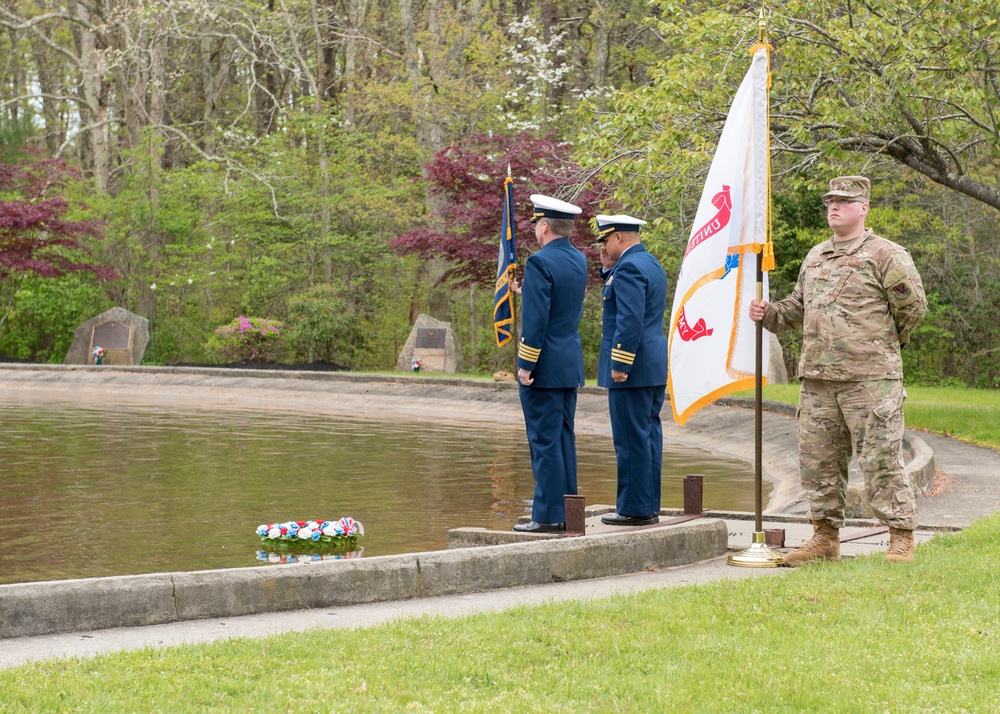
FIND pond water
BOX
[0,399,766,584]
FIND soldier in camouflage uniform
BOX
[749,176,927,565]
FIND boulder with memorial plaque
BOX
[64,307,150,366]
[396,313,463,373]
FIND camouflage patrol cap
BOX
[822,175,871,202]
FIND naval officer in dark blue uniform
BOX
[511,194,588,534]
[596,214,669,526]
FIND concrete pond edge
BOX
[0,520,727,639]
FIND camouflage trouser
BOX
[798,378,916,530]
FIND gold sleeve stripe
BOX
[518,345,541,361]
[611,349,636,359]
[611,350,635,365]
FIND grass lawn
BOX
[736,384,1000,451]
[1,514,999,711]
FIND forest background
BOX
[0,0,997,387]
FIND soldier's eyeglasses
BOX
[822,197,863,208]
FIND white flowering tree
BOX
[498,16,570,131]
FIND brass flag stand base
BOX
[728,531,784,568]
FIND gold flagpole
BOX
[729,4,784,568]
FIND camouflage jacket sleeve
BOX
[882,247,927,346]
[760,268,805,334]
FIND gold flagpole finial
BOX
[507,163,512,179]
[758,5,766,43]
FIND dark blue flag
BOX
[494,176,517,347]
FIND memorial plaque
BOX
[415,328,447,349]
[65,307,150,365]
[395,313,463,373]
[91,321,132,351]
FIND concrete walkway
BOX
[0,366,996,669]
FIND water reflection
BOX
[0,398,764,584]
[255,550,363,564]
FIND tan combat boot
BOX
[783,520,841,567]
[884,528,915,563]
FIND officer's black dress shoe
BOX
[600,513,659,526]
[512,521,566,534]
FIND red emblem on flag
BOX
[676,307,714,342]
[684,185,732,257]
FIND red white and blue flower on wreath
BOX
[256,517,364,552]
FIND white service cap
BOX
[595,214,647,242]
[530,194,583,223]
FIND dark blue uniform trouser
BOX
[519,386,578,523]
[609,385,665,517]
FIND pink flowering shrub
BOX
[205,316,288,364]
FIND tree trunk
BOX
[75,0,110,193]
[309,0,334,283]
[343,0,372,124]
[118,22,148,154]
[253,0,278,136]
[148,27,166,202]
[32,39,65,155]
[468,284,478,372]
[593,4,610,88]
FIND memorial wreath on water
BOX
[256,517,364,554]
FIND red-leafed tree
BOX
[0,159,117,333]
[391,133,607,286]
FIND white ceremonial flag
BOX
[667,44,774,426]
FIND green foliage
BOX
[0,111,34,163]
[65,119,426,369]
[258,533,359,554]
[575,0,1000,388]
[285,285,359,365]
[872,188,1000,388]
[770,189,828,295]
[580,289,605,379]
[446,285,498,375]
[0,274,111,362]
[444,281,605,378]
[2,0,994,385]
[0,158,117,357]
[903,293,959,385]
[204,316,287,364]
